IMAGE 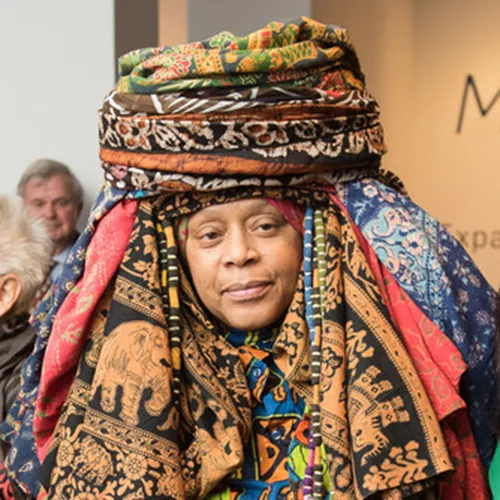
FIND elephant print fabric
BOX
[92,321,171,427]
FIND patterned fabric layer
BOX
[38,190,451,499]
[338,179,498,467]
[213,327,309,498]
[0,187,133,496]
[116,17,364,94]
[100,18,386,175]
[99,89,385,175]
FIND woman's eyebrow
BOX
[189,215,225,228]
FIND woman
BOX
[1,17,496,499]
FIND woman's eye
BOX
[255,221,281,233]
[259,223,275,231]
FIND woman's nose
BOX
[221,229,259,267]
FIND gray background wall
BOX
[187,0,310,41]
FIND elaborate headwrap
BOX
[1,17,496,499]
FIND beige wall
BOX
[158,0,187,46]
[412,0,500,287]
[313,0,500,287]
[313,0,416,179]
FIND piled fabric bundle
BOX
[0,17,497,499]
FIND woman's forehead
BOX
[190,198,278,223]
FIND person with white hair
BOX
[0,196,52,431]
[17,159,83,284]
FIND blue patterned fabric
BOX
[338,177,498,467]
[0,185,134,496]
[208,328,306,499]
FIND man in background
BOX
[17,159,83,284]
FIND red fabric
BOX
[0,462,15,499]
[332,193,489,499]
[440,412,491,499]
[33,200,138,463]
[265,198,305,235]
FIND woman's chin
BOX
[217,292,294,331]
[222,310,279,331]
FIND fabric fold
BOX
[34,200,138,463]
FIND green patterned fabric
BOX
[117,17,364,93]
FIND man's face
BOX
[23,174,80,251]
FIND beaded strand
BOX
[158,219,182,403]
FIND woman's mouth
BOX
[222,281,272,301]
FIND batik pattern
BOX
[101,18,385,176]
[102,162,377,194]
[37,189,451,499]
[99,109,383,159]
[338,178,498,467]
[103,87,376,117]
[99,92,385,175]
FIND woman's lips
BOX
[222,282,272,301]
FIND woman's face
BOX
[185,198,302,331]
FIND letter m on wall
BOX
[456,75,500,133]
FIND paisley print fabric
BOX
[348,215,489,498]
[338,178,498,467]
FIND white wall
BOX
[188,0,311,41]
[0,1,115,223]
